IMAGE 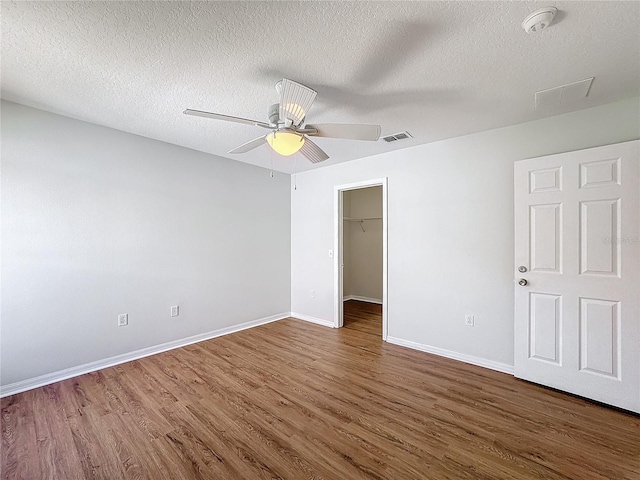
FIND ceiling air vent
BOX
[382,131,412,143]
[535,77,594,109]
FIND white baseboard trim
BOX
[0,312,290,398]
[386,336,514,375]
[290,312,335,328]
[344,295,383,305]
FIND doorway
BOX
[334,178,388,339]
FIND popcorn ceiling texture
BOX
[2,1,639,173]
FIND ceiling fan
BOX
[184,78,382,164]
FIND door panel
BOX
[515,140,639,413]
[529,166,562,193]
[580,199,620,276]
[530,204,562,272]
[529,292,562,364]
[580,158,620,188]
[579,297,619,378]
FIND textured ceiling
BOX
[2,1,639,173]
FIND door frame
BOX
[333,178,388,339]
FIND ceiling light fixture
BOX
[266,130,305,156]
[522,7,558,34]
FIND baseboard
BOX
[0,312,290,398]
[386,336,514,375]
[290,312,335,328]
[344,295,383,305]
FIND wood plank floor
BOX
[343,300,382,336]
[2,301,639,479]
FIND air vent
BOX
[535,77,594,109]
[382,131,413,143]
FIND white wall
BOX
[343,187,383,301]
[1,101,291,387]
[291,97,640,368]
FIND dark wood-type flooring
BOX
[2,300,639,479]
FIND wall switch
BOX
[328,249,334,258]
[310,289,315,298]
[171,306,179,317]
[118,313,128,327]
[465,314,475,327]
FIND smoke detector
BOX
[522,7,558,34]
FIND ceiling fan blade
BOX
[299,138,329,164]
[228,136,266,154]
[306,123,382,141]
[279,78,317,126]
[184,109,272,128]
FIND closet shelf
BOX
[343,217,382,232]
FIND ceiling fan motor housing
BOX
[268,103,280,125]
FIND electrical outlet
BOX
[310,289,315,298]
[171,306,179,317]
[118,313,128,327]
[465,314,475,327]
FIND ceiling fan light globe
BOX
[267,131,305,156]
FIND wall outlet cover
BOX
[118,313,128,326]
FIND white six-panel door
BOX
[514,140,639,413]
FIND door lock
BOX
[518,266,528,273]
[518,278,528,286]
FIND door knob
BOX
[518,278,528,286]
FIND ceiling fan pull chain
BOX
[270,146,274,178]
